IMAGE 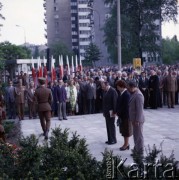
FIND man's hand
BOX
[132,121,140,126]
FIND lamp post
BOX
[117,0,122,70]
[16,25,26,46]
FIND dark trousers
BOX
[38,111,51,133]
[175,91,178,104]
[140,89,149,108]
[87,98,95,114]
[28,102,37,118]
[7,101,16,119]
[163,91,167,105]
[105,116,117,143]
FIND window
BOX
[79,30,91,34]
[72,39,78,42]
[55,22,59,27]
[71,24,76,28]
[71,9,77,13]
[78,8,90,12]
[104,3,110,8]
[71,16,76,21]
[79,23,89,27]
[54,6,58,11]
[54,0,56,3]
[54,14,59,19]
[71,2,77,6]
[72,31,78,35]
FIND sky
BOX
[0,0,179,45]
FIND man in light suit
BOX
[86,78,96,114]
[101,81,118,145]
[34,77,53,140]
[26,81,36,119]
[128,81,145,157]
[14,79,26,120]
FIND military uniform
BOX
[34,77,52,139]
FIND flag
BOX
[66,55,70,75]
[59,55,64,79]
[51,56,56,81]
[38,57,43,77]
[79,55,83,73]
[43,57,48,86]
[75,55,78,72]
[31,58,36,80]
[71,56,74,77]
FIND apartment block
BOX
[44,0,110,64]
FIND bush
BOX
[0,127,178,179]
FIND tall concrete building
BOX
[44,0,110,64]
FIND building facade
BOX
[44,0,110,64]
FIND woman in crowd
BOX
[67,80,77,115]
[116,80,132,151]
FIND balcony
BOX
[44,19,47,24]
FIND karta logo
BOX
[106,156,178,179]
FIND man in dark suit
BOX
[138,71,149,108]
[34,77,53,140]
[5,81,16,119]
[86,78,96,114]
[101,81,118,145]
[55,79,67,120]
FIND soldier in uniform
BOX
[34,77,53,140]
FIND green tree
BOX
[103,0,178,64]
[0,41,31,72]
[50,42,73,65]
[162,35,179,64]
[84,43,101,67]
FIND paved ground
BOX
[21,106,179,164]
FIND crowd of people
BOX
[0,63,179,155]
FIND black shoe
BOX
[63,118,68,120]
[105,141,109,144]
[171,106,175,108]
[168,106,171,108]
[120,145,130,151]
[59,118,62,121]
[108,141,117,145]
[44,131,49,140]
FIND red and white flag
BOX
[71,56,74,77]
[79,56,83,73]
[75,55,78,72]
[31,58,36,85]
[38,57,43,77]
[66,55,70,75]
[51,56,56,82]
[59,55,64,79]
[43,57,48,86]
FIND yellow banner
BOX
[133,58,141,68]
